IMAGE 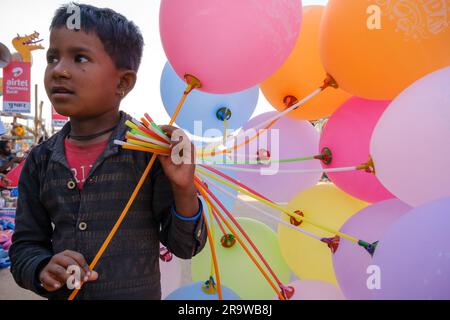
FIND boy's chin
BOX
[53,104,82,118]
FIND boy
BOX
[9,3,207,300]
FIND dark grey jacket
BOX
[9,111,207,300]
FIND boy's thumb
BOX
[87,271,99,282]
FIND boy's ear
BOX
[116,70,137,98]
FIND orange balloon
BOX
[320,0,450,100]
[261,6,350,121]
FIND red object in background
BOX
[2,61,31,113]
[52,106,68,127]
[3,160,25,188]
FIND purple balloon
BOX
[372,197,450,300]
[333,199,411,299]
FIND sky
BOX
[0,0,328,133]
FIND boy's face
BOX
[45,27,121,119]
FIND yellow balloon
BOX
[278,184,367,284]
[261,6,350,120]
[320,0,450,100]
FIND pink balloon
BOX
[275,280,345,300]
[234,112,321,203]
[160,0,302,93]
[332,199,411,300]
[319,97,394,203]
[370,66,450,207]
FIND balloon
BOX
[192,217,291,300]
[372,197,450,300]
[165,281,240,300]
[234,111,322,203]
[160,245,183,299]
[160,0,302,93]
[275,280,345,300]
[161,62,258,136]
[333,199,412,300]
[261,5,350,120]
[320,0,450,100]
[319,97,394,203]
[370,66,450,207]
[278,184,367,284]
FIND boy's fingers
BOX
[62,250,90,274]
[88,271,99,282]
[47,264,71,284]
[39,271,62,292]
[158,125,177,137]
[53,255,88,281]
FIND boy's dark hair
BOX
[50,2,144,72]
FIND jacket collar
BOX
[48,111,131,170]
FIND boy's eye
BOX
[75,54,89,63]
[47,56,58,64]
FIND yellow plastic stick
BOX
[126,138,169,151]
[202,199,222,299]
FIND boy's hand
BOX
[158,125,199,217]
[158,125,196,190]
[38,250,98,292]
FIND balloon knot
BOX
[321,236,341,254]
[201,276,217,295]
[279,285,295,300]
[290,210,304,226]
[184,74,202,94]
[314,147,333,165]
[356,156,376,175]
[358,240,379,257]
[216,107,232,121]
[220,234,236,248]
[256,148,271,164]
[159,246,173,262]
[283,95,299,109]
[321,74,339,90]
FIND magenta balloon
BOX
[160,0,302,93]
[234,112,321,203]
[372,197,450,300]
[332,199,411,300]
[319,97,394,203]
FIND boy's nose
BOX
[52,69,72,80]
[52,62,72,79]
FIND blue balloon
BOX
[161,62,259,136]
[165,281,241,300]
